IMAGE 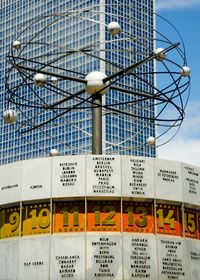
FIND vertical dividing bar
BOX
[92,93,102,154]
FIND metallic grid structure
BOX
[0,0,155,165]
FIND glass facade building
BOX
[0,0,155,165]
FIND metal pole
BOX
[92,93,102,154]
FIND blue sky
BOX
[156,0,200,166]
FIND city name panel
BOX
[0,155,200,279]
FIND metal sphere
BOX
[12,40,21,49]
[3,109,17,124]
[107,22,121,35]
[49,149,60,156]
[146,136,155,145]
[181,66,191,77]
[51,76,58,84]
[85,71,108,95]
[33,73,46,87]
[154,48,167,61]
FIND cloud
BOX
[157,0,200,10]
[158,138,200,166]
[157,101,200,166]
[180,102,200,137]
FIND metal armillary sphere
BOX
[4,4,191,156]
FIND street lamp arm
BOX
[110,85,168,103]
[12,63,87,84]
[103,42,180,83]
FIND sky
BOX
[156,0,200,166]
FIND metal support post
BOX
[92,93,102,154]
